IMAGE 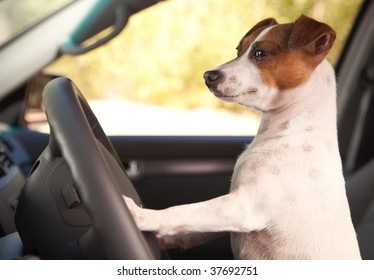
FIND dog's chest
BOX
[229,142,284,192]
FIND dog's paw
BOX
[123,195,137,213]
[123,195,145,228]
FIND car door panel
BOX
[109,136,252,206]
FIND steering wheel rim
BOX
[42,77,159,259]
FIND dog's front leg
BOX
[124,190,266,238]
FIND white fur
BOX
[124,25,361,259]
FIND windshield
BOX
[0,0,75,48]
[39,0,363,136]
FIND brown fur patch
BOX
[244,16,335,90]
[237,18,278,56]
[238,28,267,57]
[251,24,315,89]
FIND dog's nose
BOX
[204,70,223,87]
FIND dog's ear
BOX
[288,15,336,56]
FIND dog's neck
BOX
[254,60,337,144]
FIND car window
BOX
[36,0,362,136]
[0,0,75,48]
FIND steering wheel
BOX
[17,77,160,259]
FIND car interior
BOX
[0,0,374,260]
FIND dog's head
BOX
[204,15,336,111]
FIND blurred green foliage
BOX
[46,0,363,112]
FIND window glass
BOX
[0,0,75,47]
[41,0,363,136]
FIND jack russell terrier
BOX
[124,15,361,259]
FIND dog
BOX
[124,15,361,259]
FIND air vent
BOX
[0,146,12,177]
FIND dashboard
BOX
[0,130,47,237]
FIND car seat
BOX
[346,158,374,259]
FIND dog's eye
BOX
[253,49,268,59]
